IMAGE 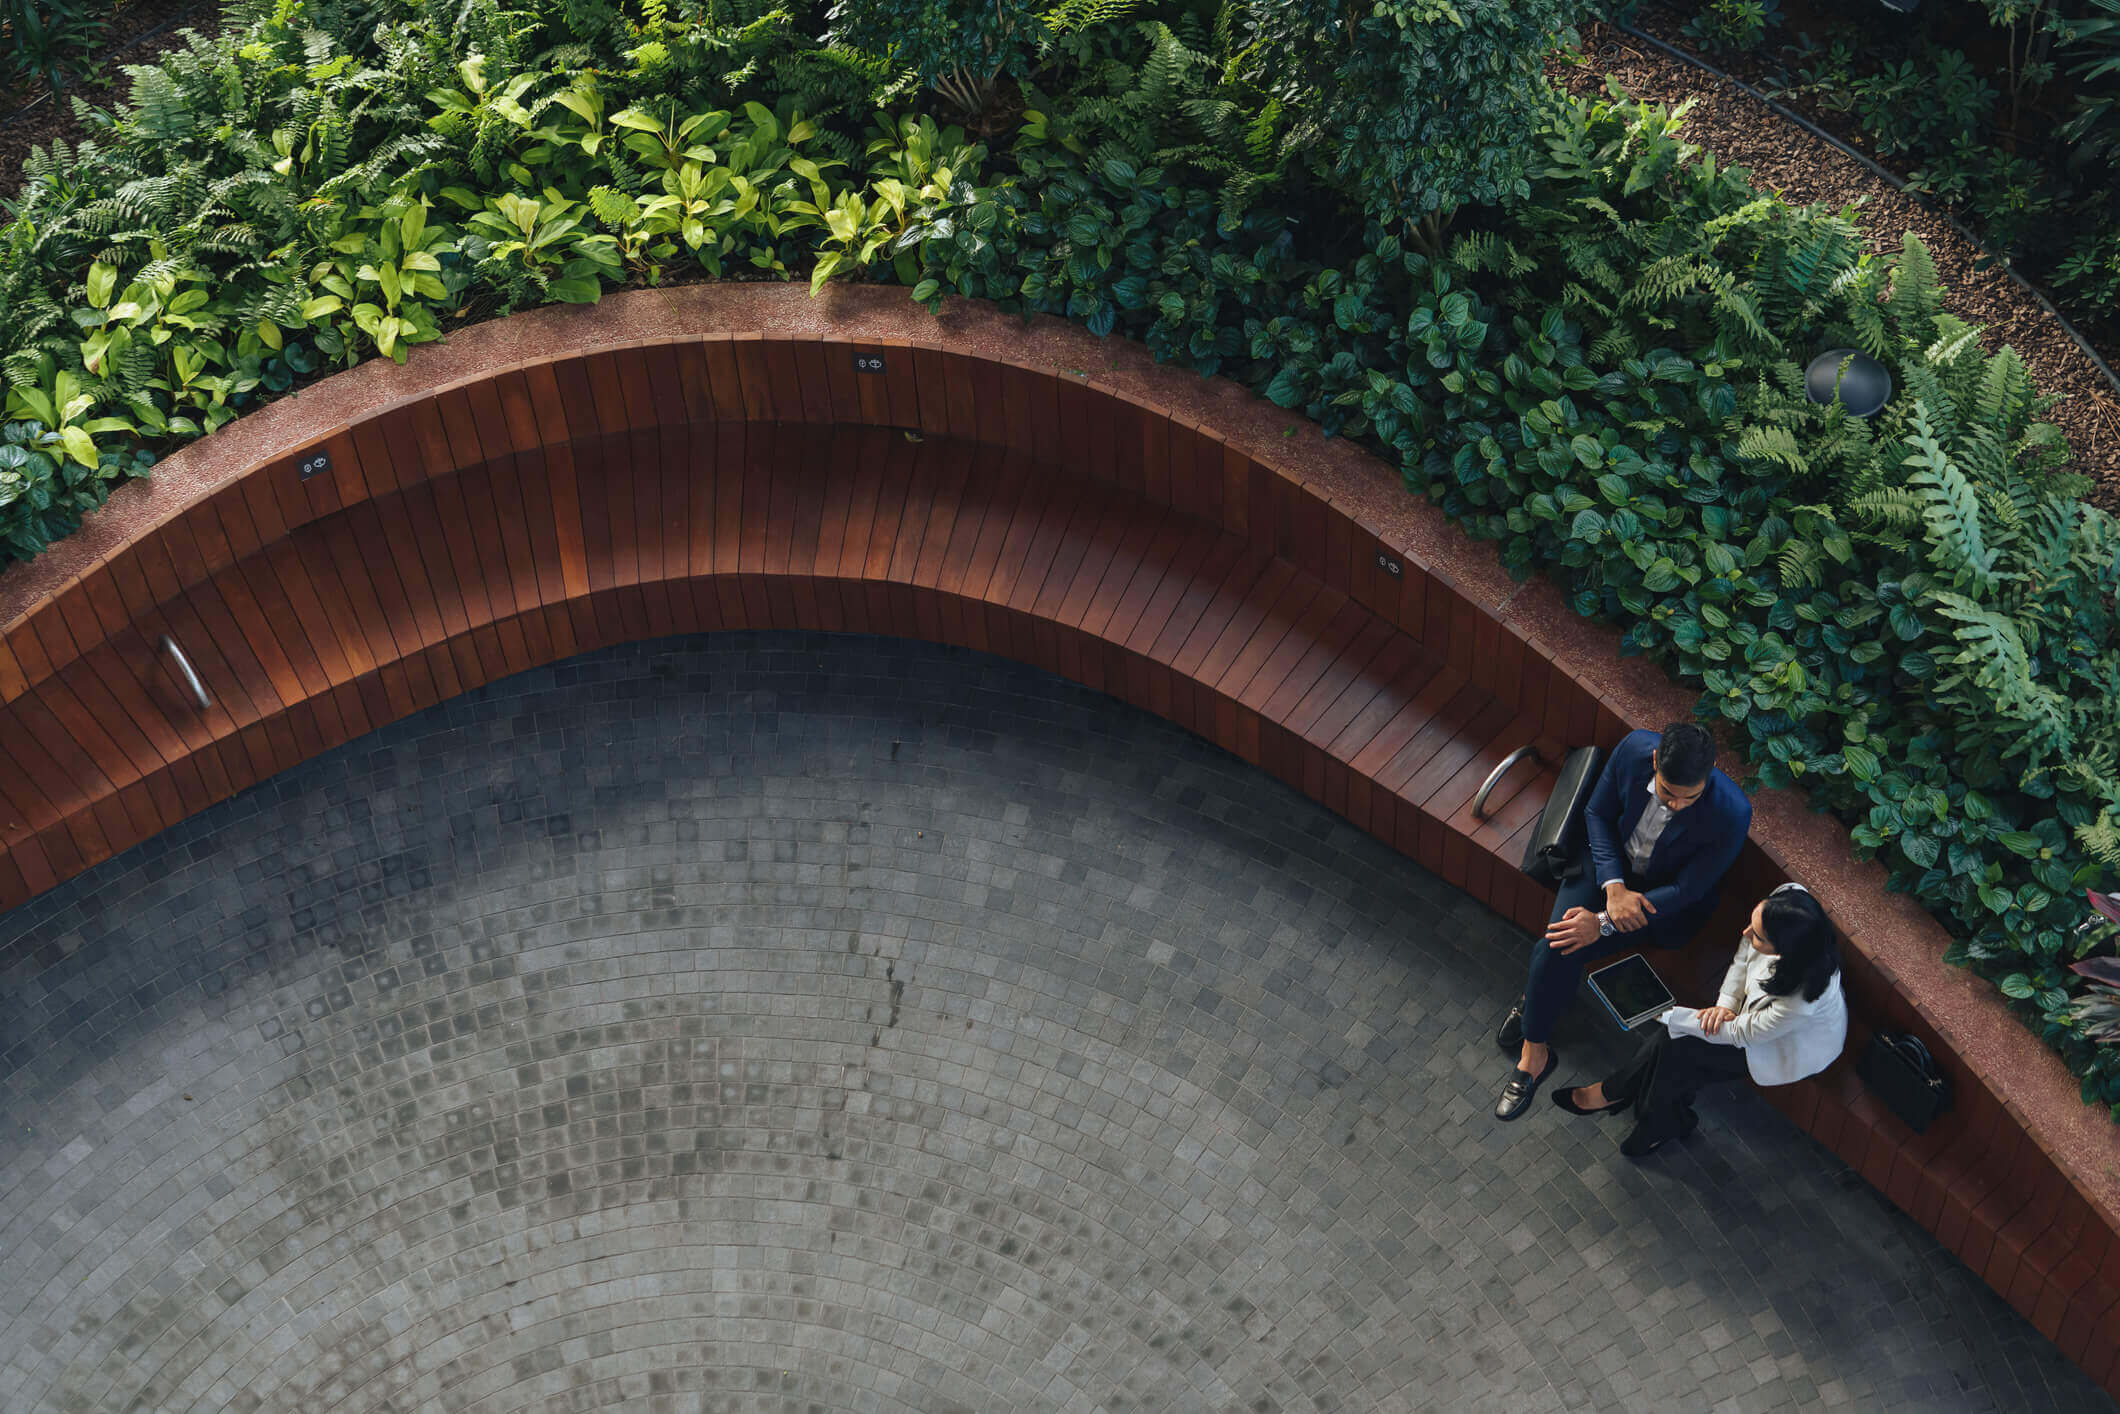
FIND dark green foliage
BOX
[1231,0,1584,237]
[0,417,152,568]
[825,0,1047,112]
[1679,0,1779,56]
[1665,0,2120,336]
[2057,0,2120,157]
[1021,7,1296,222]
[2,0,106,91]
[1457,82,1891,369]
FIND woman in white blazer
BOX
[1552,883,1846,1157]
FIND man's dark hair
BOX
[1656,722,1717,787]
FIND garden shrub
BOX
[1232,0,1585,243]
[825,0,1049,113]
[1679,0,1779,56]
[0,0,2115,1113]
[0,398,153,563]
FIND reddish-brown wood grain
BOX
[0,334,2103,1400]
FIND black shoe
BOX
[1494,1049,1559,1122]
[1619,1127,1670,1161]
[1552,1084,1630,1118]
[1494,997,1525,1053]
[1619,1125,1673,1159]
[1619,1106,1702,1157]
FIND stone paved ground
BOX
[0,633,2107,1414]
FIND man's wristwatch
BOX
[1596,910,1616,937]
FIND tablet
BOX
[1587,954,1676,1031]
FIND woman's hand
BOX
[1697,1006,1737,1036]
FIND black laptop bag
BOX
[1521,745,1603,888]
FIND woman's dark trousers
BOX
[1602,1028,1752,1141]
[1520,845,1704,1045]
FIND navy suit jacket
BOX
[1584,729,1751,924]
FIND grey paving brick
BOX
[0,633,2106,1413]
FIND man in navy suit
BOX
[1493,722,1752,1120]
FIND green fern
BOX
[1925,325,1982,368]
[586,185,640,230]
[1030,17,1286,218]
[1974,344,2037,432]
[1930,591,2074,756]
[1904,403,2006,594]
[1885,230,1943,343]
[1585,326,1636,363]
[1777,538,1826,589]
[2081,812,2120,870]
[1043,0,1140,35]
[1736,424,1807,474]
[1847,485,1923,533]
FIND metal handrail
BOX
[160,635,212,711]
[1472,745,1544,821]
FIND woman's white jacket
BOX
[1664,940,1847,1087]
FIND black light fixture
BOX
[1804,348,1894,418]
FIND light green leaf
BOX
[59,425,98,468]
[808,252,843,296]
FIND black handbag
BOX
[1521,745,1603,888]
[1857,1030,1953,1134]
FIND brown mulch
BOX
[0,1,222,191]
[1548,20,2120,511]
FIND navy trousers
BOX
[1520,844,1704,1045]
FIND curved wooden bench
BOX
[0,286,2113,1396]
[0,417,1560,906]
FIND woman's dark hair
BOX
[1758,888,1840,1002]
[1656,722,1716,787]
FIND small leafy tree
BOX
[1234,0,1583,249]
[825,0,1047,115]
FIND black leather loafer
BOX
[1493,1048,1559,1121]
[1494,997,1526,1053]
